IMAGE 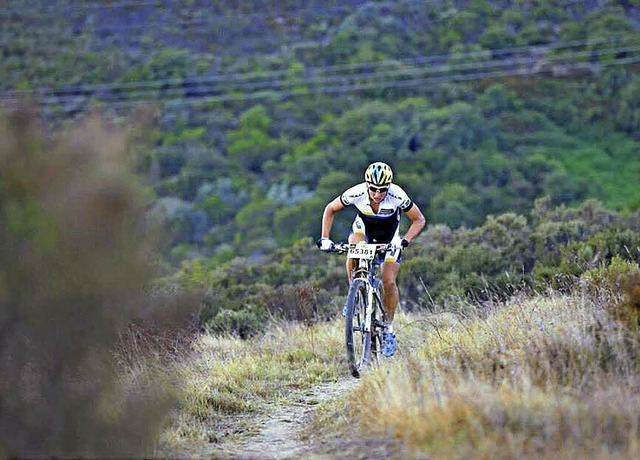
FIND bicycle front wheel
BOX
[369,283,385,366]
[345,279,372,378]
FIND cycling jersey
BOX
[339,182,414,245]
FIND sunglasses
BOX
[368,185,389,194]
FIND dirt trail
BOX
[218,377,358,460]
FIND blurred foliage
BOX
[0,107,199,458]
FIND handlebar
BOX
[325,242,396,254]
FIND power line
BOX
[12,36,636,92]
[7,36,637,100]
[32,50,575,101]
[30,52,639,116]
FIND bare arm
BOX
[403,203,426,244]
[321,197,345,239]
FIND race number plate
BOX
[347,244,376,260]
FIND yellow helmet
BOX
[364,162,393,186]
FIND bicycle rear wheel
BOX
[345,279,372,378]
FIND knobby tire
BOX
[370,284,385,365]
[345,278,372,378]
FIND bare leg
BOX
[345,233,366,284]
[381,261,400,322]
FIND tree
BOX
[227,105,283,172]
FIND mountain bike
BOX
[326,242,394,378]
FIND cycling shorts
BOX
[349,215,403,263]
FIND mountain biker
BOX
[317,161,426,357]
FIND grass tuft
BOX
[160,320,346,453]
[297,287,640,459]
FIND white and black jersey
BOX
[339,182,414,244]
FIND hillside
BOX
[2,0,640,265]
[1,110,639,455]
[2,2,640,455]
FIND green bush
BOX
[582,256,640,332]
[206,306,267,339]
[582,254,638,287]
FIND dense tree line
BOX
[2,0,640,267]
[171,198,640,336]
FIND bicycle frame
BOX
[328,242,393,377]
[351,252,383,333]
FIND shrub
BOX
[0,106,184,458]
[582,256,640,332]
[621,271,640,331]
[206,306,267,339]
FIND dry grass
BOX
[163,282,640,459]
[345,292,640,459]
[160,319,346,454]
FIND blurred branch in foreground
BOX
[0,104,199,458]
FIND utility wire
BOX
[34,53,639,115]
[8,36,637,99]
[36,46,615,103]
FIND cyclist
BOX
[317,161,426,357]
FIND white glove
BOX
[317,238,334,251]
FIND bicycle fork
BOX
[363,280,374,333]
